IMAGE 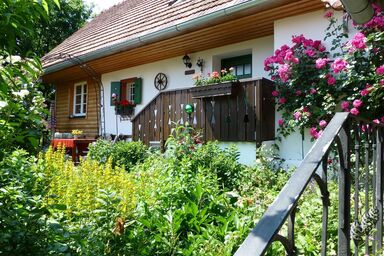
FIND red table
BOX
[51,138,96,162]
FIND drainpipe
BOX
[43,0,277,74]
[339,0,374,24]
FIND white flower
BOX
[13,89,30,98]
[0,101,7,109]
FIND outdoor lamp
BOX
[182,54,192,68]
[339,0,374,24]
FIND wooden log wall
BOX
[132,78,275,146]
[54,78,99,138]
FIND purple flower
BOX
[331,58,348,73]
[350,108,360,116]
[315,58,328,69]
[319,120,327,128]
[353,99,363,108]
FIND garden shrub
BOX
[87,140,148,170]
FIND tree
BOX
[33,0,93,57]
[0,0,60,158]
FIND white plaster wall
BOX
[101,36,273,134]
[217,142,257,166]
[273,10,351,166]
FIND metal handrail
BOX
[234,112,384,255]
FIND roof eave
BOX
[43,0,279,75]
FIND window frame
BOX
[221,54,252,79]
[73,81,87,117]
[120,78,136,104]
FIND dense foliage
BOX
[88,140,148,170]
[265,6,384,139]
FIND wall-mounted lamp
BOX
[196,57,204,72]
[182,54,192,69]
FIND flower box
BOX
[115,105,135,117]
[190,81,240,99]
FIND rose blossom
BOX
[293,111,302,120]
[278,119,284,126]
[279,97,286,104]
[272,90,279,97]
[310,88,317,94]
[310,127,320,139]
[278,64,291,82]
[350,108,360,115]
[376,65,384,75]
[319,120,327,128]
[341,101,350,110]
[324,10,333,18]
[305,49,316,57]
[327,76,336,85]
[360,88,369,96]
[353,99,363,108]
[295,90,302,96]
[373,119,380,124]
[381,79,384,86]
[350,32,367,50]
[315,58,328,69]
[331,58,348,73]
[381,116,384,123]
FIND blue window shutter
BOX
[110,81,121,106]
[134,78,142,104]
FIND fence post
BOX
[337,123,351,256]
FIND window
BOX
[122,79,135,103]
[221,54,252,79]
[110,77,142,106]
[73,82,87,116]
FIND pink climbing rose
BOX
[272,90,279,97]
[353,99,363,108]
[350,32,367,50]
[278,119,284,126]
[278,64,291,82]
[350,108,360,116]
[327,76,336,85]
[331,58,348,73]
[293,111,302,120]
[341,101,350,110]
[376,65,384,75]
[315,58,328,69]
[319,120,327,128]
[279,97,286,104]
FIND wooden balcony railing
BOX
[234,112,384,256]
[131,78,275,147]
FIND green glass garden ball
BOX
[185,104,194,114]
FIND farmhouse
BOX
[42,0,338,165]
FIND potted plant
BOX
[72,129,84,139]
[112,94,135,117]
[190,68,240,98]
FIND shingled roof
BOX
[43,0,256,70]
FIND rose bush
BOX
[265,6,384,139]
